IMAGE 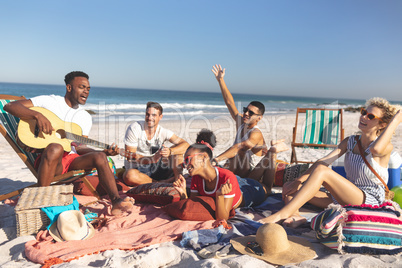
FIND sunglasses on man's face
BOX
[243,107,260,117]
[181,153,204,168]
[360,108,383,122]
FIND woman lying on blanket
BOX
[261,97,401,228]
[173,129,267,220]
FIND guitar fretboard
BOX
[65,132,110,149]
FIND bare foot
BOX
[111,196,135,216]
[259,214,284,224]
[270,139,289,153]
[282,215,307,228]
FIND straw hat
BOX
[49,210,95,242]
[231,223,316,265]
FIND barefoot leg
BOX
[282,214,307,228]
[261,165,364,224]
[111,196,135,216]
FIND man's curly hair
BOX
[64,71,89,85]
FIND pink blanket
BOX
[25,195,215,266]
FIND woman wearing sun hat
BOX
[261,97,401,227]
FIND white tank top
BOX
[233,124,264,170]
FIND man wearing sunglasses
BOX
[122,101,189,186]
[211,65,286,195]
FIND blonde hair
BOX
[365,97,401,135]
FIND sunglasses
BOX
[246,241,263,256]
[181,153,204,168]
[360,108,383,122]
[243,107,261,117]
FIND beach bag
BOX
[311,202,402,255]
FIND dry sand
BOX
[0,112,401,267]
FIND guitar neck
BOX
[66,132,111,150]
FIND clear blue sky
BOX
[1,0,401,101]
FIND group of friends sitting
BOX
[4,64,401,228]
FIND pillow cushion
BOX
[274,163,309,186]
[126,182,181,205]
[73,176,131,196]
[311,202,402,255]
[341,203,402,255]
[274,162,288,186]
[163,195,235,221]
[310,206,345,249]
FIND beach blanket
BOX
[24,194,215,266]
[180,194,320,253]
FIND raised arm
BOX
[370,110,401,160]
[212,64,242,125]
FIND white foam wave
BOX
[85,102,227,111]
[90,110,231,118]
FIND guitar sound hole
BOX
[56,129,66,139]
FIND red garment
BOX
[34,152,80,174]
[190,167,241,208]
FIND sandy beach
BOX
[1,111,401,267]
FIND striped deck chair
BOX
[0,94,100,201]
[291,108,344,164]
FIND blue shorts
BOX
[142,159,173,181]
[236,176,266,207]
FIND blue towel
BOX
[83,209,98,222]
[180,225,227,250]
[41,196,79,230]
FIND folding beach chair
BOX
[0,94,100,201]
[291,108,344,164]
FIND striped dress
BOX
[341,135,388,205]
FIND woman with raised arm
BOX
[261,98,401,227]
[173,129,266,220]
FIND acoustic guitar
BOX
[17,107,123,154]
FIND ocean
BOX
[0,82,385,122]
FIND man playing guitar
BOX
[4,71,133,216]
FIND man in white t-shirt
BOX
[123,102,189,186]
[4,71,133,216]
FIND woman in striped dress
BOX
[261,98,401,227]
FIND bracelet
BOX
[169,147,173,155]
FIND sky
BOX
[0,0,401,101]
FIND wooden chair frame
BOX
[291,107,344,164]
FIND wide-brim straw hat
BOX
[49,210,95,242]
[231,223,316,265]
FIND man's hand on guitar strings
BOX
[104,143,119,156]
[34,112,54,135]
